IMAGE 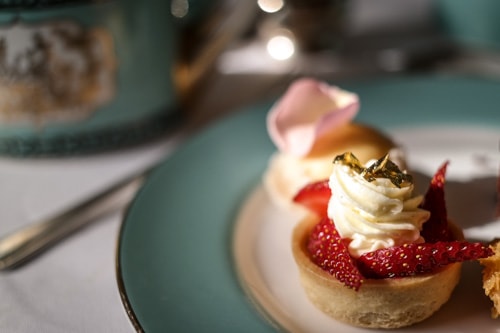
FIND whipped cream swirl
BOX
[327,154,430,258]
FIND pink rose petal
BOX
[267,78,359,157]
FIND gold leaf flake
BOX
[333,152,412,188]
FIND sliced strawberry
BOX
[357,241,493,279]
[420,161,454,242]
[293,179,331,217]
[308,217,363,290]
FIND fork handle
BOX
[0,173,146,270]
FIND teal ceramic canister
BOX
[436,0,500,50]
[0,0,180,156]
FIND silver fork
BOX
[0,169,148,270]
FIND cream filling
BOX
[328,163,429,258]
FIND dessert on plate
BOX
[263,78,404,210]
[480,240,500,318]
[291,152,493,329]
[478,171,500,318]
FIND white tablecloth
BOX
[0,135,183,333]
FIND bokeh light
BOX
[171,0,189,18]
[257,0,284,13]
[266,33,295,60]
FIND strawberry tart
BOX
[291,153,493,328]
[263,78,404,210]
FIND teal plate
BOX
[116,75,500,332]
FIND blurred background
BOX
[0,0,496,155]
[174,0,500,129]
